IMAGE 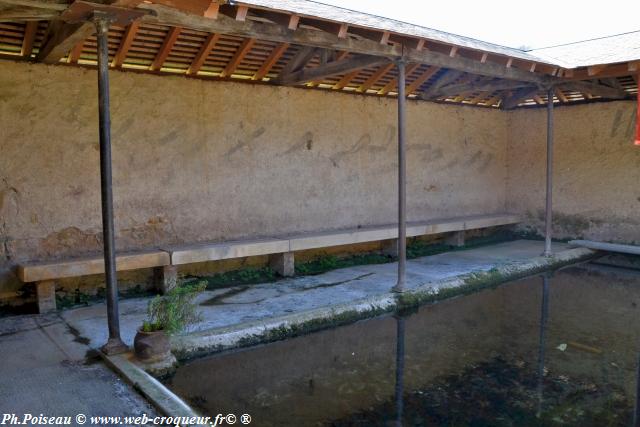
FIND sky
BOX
[316,0,640,50]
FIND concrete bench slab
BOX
[165,239,290,266]
[17,250,170,283]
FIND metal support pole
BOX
[393,60,407,292]
[536,273,550,418]
[95,13,127,355]
[394,315,406,427]
[543,88,554,257]
[634,349,640,427]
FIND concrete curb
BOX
[170,247,596,361]
[100,352,207,426]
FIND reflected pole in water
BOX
[543,88,555,257]
[394,315,406,426]
[393,59,407,293]
[536,273,550,418]
[634,350,640,427]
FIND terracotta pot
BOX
[134,329,171,362]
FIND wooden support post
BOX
[154,265,177,294]
[35,280,56,313]
[269,252,295,277]
[446,231,465,247]
[543,88,554,257]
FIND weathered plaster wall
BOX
[506,101,640,242]
[0,60,508,300]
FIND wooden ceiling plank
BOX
[112,20,139,68]
[357,62,394,93]
[220,36,255,77]
[20,20,37,57]
[187,31,219,74]
[252,41,288,80]
[150,25,181,71]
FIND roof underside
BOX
[0,0,638,109]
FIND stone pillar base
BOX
[446,231,466,247]
[382,239,399,257]
[269,252,295,277]
[36,280,56,313]
[154,265,178,294]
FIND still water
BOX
[164,264,640,426]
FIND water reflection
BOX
[165,265,640,426]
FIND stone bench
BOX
[18,213,518,314]
[17,250,171,313]
[165,213,519,277]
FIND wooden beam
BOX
[587,64,606,76]
[419,70,464,100]
[337,23,348,38]
[378,63,420,95]
[501,86,539,109]
[0,6,59,21]
[277,45,316,78]
[252,41,288,80]
[357,62,394,93]
[287,14,299,30]
[554,87,568,103]
[37,20,94,64]
[111,20,139,68]
[235,4,248,21]
[150,26,181,71]
[203,1,218,19]
[139,3,551,85]
[67,40,83,63]
[187,31,219,75]
[21,20,37,57]
[332,69,360,89]
[220,37,255,77]
[425,78,533,100]
[278,54,387,86]
[405,65,439,94]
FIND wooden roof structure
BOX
[0,0,638,108]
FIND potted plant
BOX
[134,281,206,362]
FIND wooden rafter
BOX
[428,78,533,100]
[279,55,387,86]
[67,40,83,63]
[187,32,219,75]
[357,62,394,93]
[139,3,551,85]
[554,87,568,103]
[20,20,37,57]
[405,66,439,94]
[253,41,288,80]
[112,20,139,68]
[277,45,316,79]
[333,69,360,90]
[378,63,420,95]
[419,70,464,100]
[150,26,181,71]
[560,80,629,99]
[220,36,255,77]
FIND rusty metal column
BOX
[543,88,554,257]
[95,13,126,355]
[393,60,407,292]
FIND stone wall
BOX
[506,101,640,242]
[0,60,508,300]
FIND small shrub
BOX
[142,281,206,335]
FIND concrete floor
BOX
[62,240,574,351]
[0,313,157,421]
